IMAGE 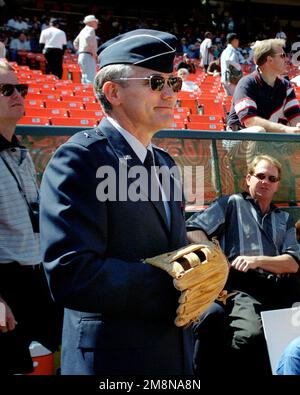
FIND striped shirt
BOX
[186,192,300,267]
[0,135,40,265]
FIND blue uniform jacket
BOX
[40,118,193,375]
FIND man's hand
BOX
[0,298,17,333]
[285,124,300,134]
[231,256,258,272]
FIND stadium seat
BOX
[27,87,41,95]
[48,100,84,110]
[51,117,98,127]
[174,106,190,115]
[25,108,68,117]
[84,102,102,111]
[169,121,186,129]
[173,113,188,122]
[188,114,224,123]
[198,98,225,116]
[24,99,45,108]
[186,122,225,131]
[17,116,50,125]
[68,109,104,119]
[177,99,200,114]
[26,93,61,101]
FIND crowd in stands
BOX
[0,3,296,71]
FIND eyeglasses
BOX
[0,84,28,98]
[112,75,182,92]
[252,173,280,183]
[272,52,287,59]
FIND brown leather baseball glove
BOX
[144,239,229,327]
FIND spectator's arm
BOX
[244,115,300,133]
[231,253,299,274]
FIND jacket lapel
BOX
[96,119,169,231]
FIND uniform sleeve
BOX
[233,77,258,125]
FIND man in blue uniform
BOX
[40,29,193,375]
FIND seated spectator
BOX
[277,336,300,375]
[7,16,29,32]
[177,68,200,93]
[176,53,196,74]
[6,17,17,31]
[207,58,221,76]
[9,32,31,61]
[187,154,300,376]
[227,38,300,133]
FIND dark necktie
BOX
[143,150,169,227]
[144,149,162,201]
[144,149,155,172]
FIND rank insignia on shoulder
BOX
[84,132,90,138]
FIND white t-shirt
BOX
[39,26,67,49]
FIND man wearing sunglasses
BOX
[227,38,300,133]
[0,61,62,374]
[40,29,194,375]
[186,154,300,376]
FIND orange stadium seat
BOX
[84,102,101,111]
[177,99,200,114]
[17,116,50,125]
[27,87,41,95]
[188,114,224,123]
[26,93,61,101]
[25,108,68,117]
[73,90,95,97]
[198,99,225,116]
[170,121,186,129]
[68,109,104,119]
[51,100,85,110]
[57,89,74,97]
[24,99,45,108]
[174,106,190,115]
[173,113,188,122]
[186,122,225,131]
[51,117,98,127]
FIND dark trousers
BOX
[0,263,63,374]
[193,270,290,377]
[44,48,63,79]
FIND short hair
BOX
[253,38,285,66]
[226,33,238,44]
[247,154,282,180]
[93,64,134,114]
[177,68,189,77]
